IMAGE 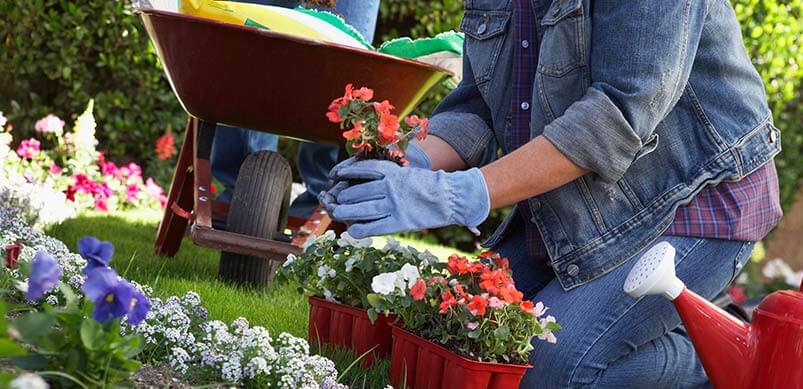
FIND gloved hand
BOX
[318,142,432,213]
[326,159,490,238]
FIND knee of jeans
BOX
[523,335,586,388]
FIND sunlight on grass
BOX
[46,209,466,387]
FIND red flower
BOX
[416,118,429,141]
[352,141,373,153]
[498,285,524,304]
[520,300,534,314]
[728,285,747,303]
[352,86,374,101]
[467,295,488,317]
[377,112,400,144]
[342,121,363,140]
[210,183,217,194]
[439,290,457,313]
[410,279,426,301]
[326,103,345,123]
[373,100,394,115]
[453,284,469,300]
[447,254,471,275]
[155,132,176,161]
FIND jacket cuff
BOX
[427,111,496,168]
[542,87,642,183]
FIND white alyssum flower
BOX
[337,231,372,248]
[9,373,48,389]
[762,258,803,287]
[45,295,59,306]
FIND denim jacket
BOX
[427,0,781,290]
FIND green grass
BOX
[46,208,466,387]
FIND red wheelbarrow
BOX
[139,9,449,286]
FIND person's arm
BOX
[481,1,709,208]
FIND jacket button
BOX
[530,216,537,224]
[566,264,580,277]
[478,23,487,35]
[769,130,777,143]
[520,101,530,111]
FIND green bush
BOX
[734,0,803,209]
[0,0,184,161]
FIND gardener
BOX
[322,0,782,387]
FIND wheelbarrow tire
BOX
[218,151,292,287]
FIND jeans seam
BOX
[567,238,706,386]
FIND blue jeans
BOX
[496,217,754,388]
[211,0,381,215]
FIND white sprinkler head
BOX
[624,242,685,300]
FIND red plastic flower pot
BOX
[308,296,395,366]
[4,242,22,269]
[390,325,531,389]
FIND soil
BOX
[130,365,192,388]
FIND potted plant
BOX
[368,251,560,389]
[275,231,438,366]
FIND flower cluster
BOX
[0,199,344,388]
[368,251,559,364]
[0,102,167,221]
[276,231,435,313]
[326,84,428,165]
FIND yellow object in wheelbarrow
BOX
[178,0,370,49]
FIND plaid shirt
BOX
[510,0,782,259]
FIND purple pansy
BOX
[81,267,151,324]
[27,251,62,301]
[77,236,114,274]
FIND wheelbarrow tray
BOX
[139,9,449,144]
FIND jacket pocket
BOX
[538,0,585,77]
[461,10,511,86]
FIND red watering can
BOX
[624,242,803,389]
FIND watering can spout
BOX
[624,242,751,387]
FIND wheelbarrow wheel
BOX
[218,151,292,287]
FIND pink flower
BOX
[410,279,426,301]
[466,322,479,331]
[16,138,40,159]
[34,114,65,134]
[728,285,747,303]
[488,296,506,309]
[49,164,62,175]
[125,184,140,203]
[101,161,119,176]
[96,182,112,198]
[94,198,108,212]
[145,178,168,207]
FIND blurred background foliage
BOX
[0,0,800,250]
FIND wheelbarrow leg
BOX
[154,117,197,256]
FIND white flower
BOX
[10,373,48,389]
[45,295,59,306]
[762,258,802,286]
[337,231,373,248]
[317,264,336,279]
[383,237,404,253]
[344,253,360,272]
[323,289,337,302]
[533,301,548,317]
[537,315,558,344]
[417,250,439,266]
[371,272,399,295]
[244,356,270,379]
[303,230,336,251]
[399,263,420,288]
[283,253,297,267]
[0,111,6,127]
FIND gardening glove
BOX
[327,160,490,239]
[318,143,432,213]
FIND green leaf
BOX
[0,339,26,356]
[10,354,49,370]
[366,293,383,308]
[80,319,104,350]
[467,329,481,339]
[493,326,510,340]
[367,308,378,324]
[13,312,56,343]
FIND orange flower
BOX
[447,254,471,275]
[410,279,426,301]
[520,300,534,314]
[342,121,363,140]
[453,284,469,300]
[439,290,457,313]
[377,112,399,144]
[416,118,429,141]
[352,141,373,153]
[373,100,394,115]
[467,295,488,317]
[342,83,355,100]
[352,86,374,101]
[327,98,346,123]
[155,132,175,161]
[498,285,524,304]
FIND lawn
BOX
[46,208,468,387]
